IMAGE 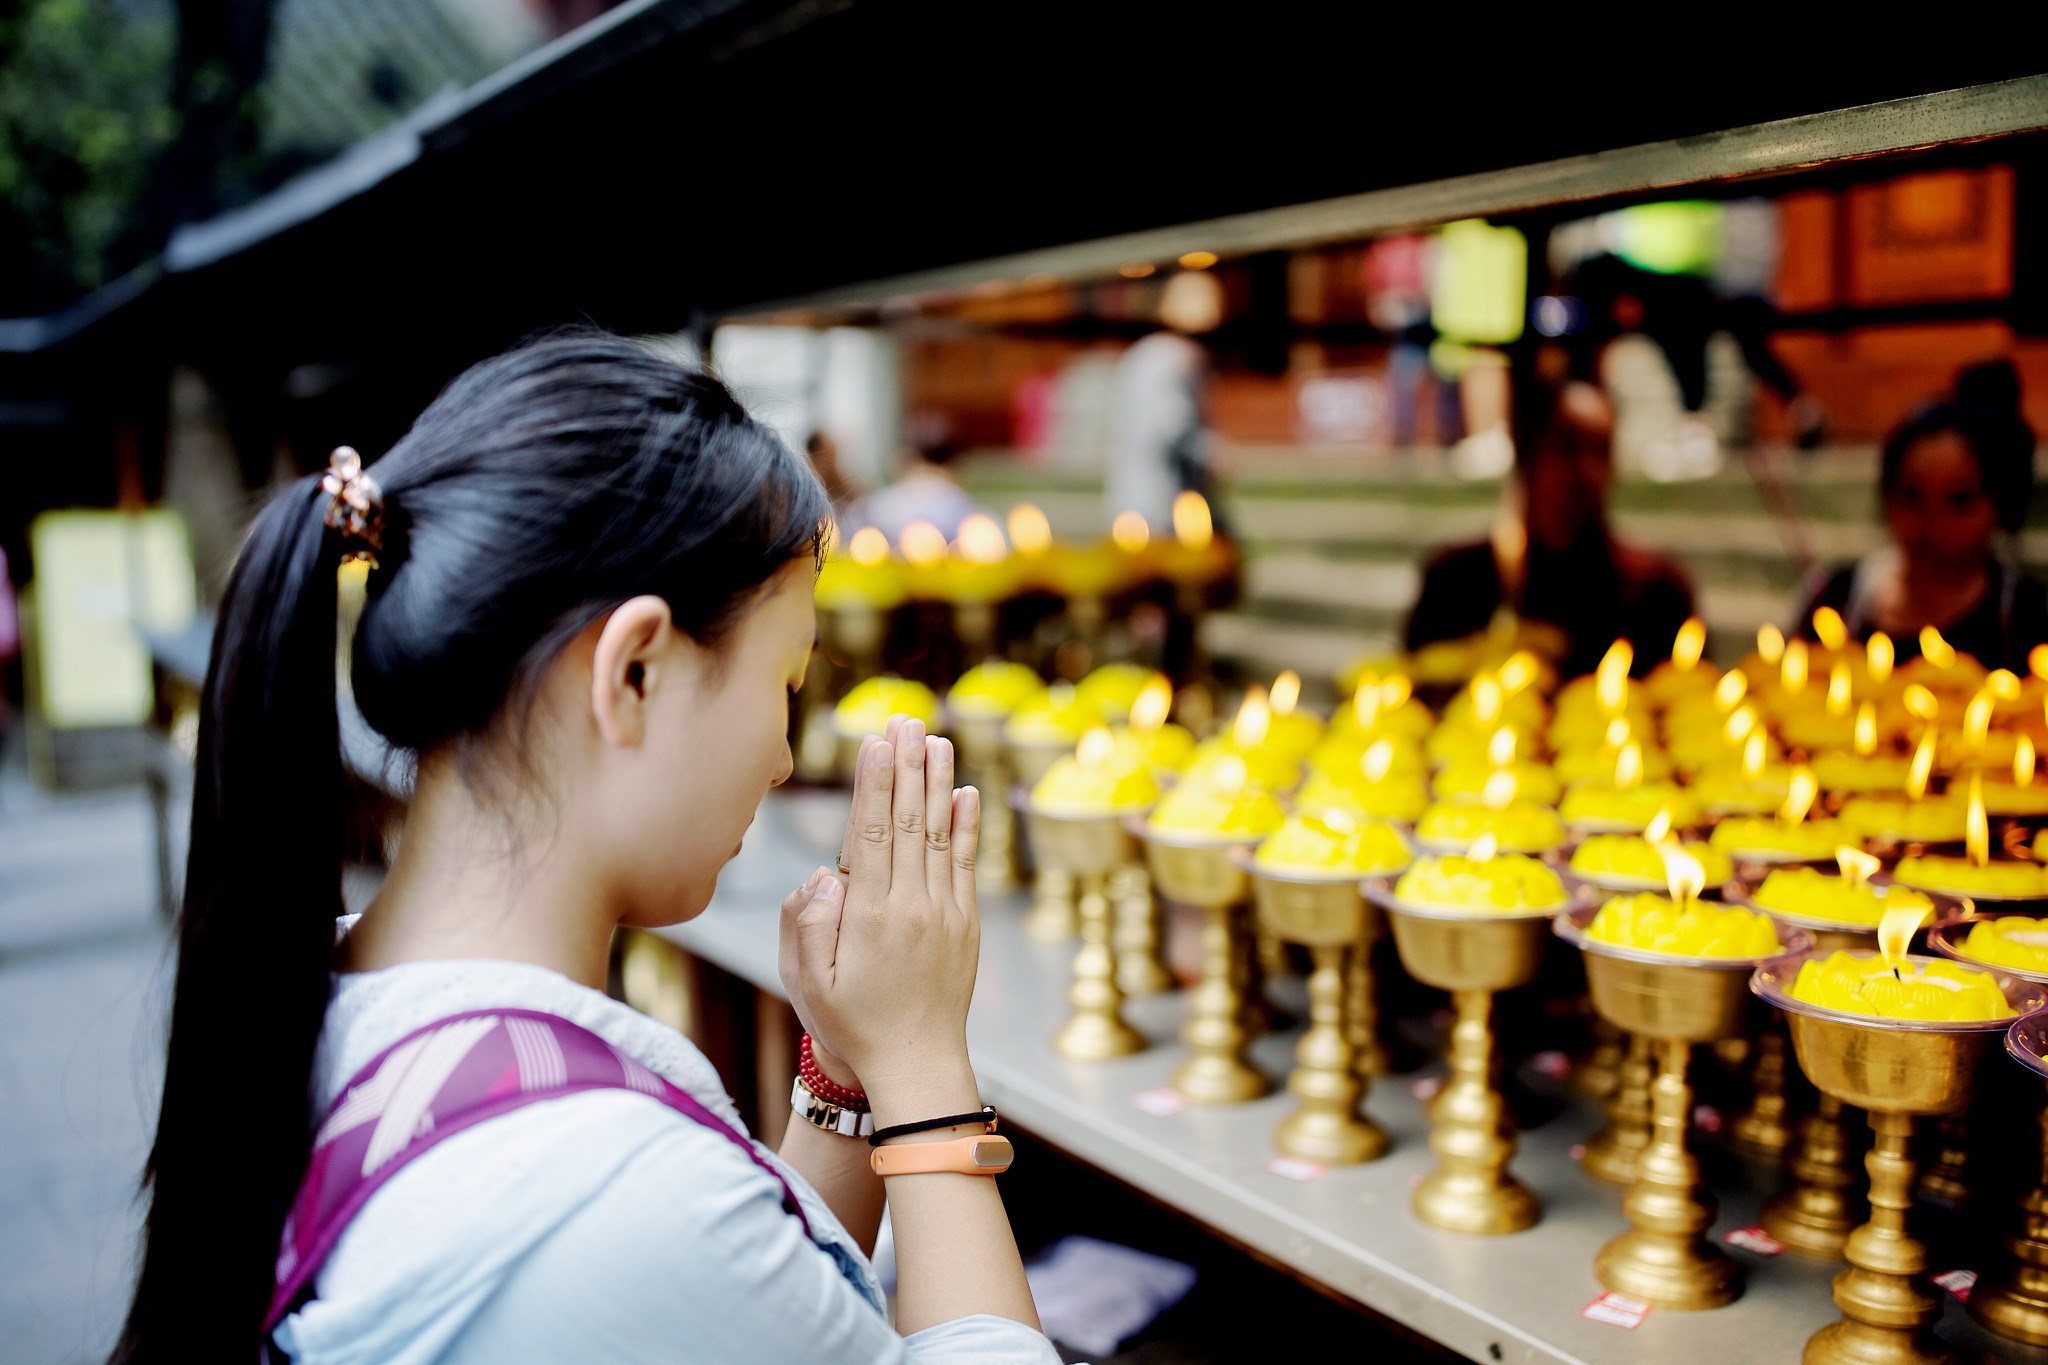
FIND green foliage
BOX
[0,0,179,315]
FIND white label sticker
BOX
[1410,1076,1444,1101]
[1266,1156,1329,1182]
[1131,1088,1188,1117]
[1933,1269,1978,1301]
[1723,1226,1785,1257]
[1581,1292,1652,1329]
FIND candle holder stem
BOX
[1583,1032,1655,1185]
[1595,1038,1740,1310]
[1914,1112,1971,1212]
[965,757,1018,894]
[1235,905,1282,1034]
[1346,925,1386,1081]
[1053,871,1145,1060]
[1274,944,1386,1164]
[1732,1023,1796,1159]
[1412,988,1539,1234]
[1111,864,1173,996]
[1573,1016,1624,1101]
[1025,866,1077,941]
[1805,1111,1957,1365]
[1761,1095,1866,1261]
[1171,904,1270,1103]
[1969,1105,2048,1346]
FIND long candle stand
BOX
[1581,1033,1655,1186]
[1135,828,1268,1104]
[1019,793,1149,1061]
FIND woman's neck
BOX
[1898,555,1992,631]
[341,763,616,991]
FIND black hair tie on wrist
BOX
[867,1105,997,1148]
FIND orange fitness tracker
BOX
[870,1133,1015,1177]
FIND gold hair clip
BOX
[320,445,384,564]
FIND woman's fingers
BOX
[922,736,956,900]
[847,734,895,897]
[836,734,878,880]
[889,718,930,889]
[949,786,981,917]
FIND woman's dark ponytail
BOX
[113,479,351,1361]
[113,330,829,1360]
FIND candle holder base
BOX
[1410,988,1538,1235]
[1272,942,1387,1165]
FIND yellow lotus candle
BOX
[1646,616,1716,705]
[1307,729,1426,781]
[1108,677,1195,775]
[1840,795,1968,845]
[1789,951,2014,1023]
[1749,852,1935,929]
[1331,671,1435,742]
[931,513,1023,602]
[1709,815,1857,863]
[1393,838,1569,912]
[1690,735,1795,814]
[1295,740,1430,824]
[1560,779,1699,833]
[1892,856,2048,899]
[1146,754,1286,838]
[1583,845,1780,956]
[1004,683,1095,749]
[1981,734,2048,814]
[1437,672,1548,736]
[1435,726,1562,804]
[1570,832,1732,889]
[1075,663,1169,725]
[1159,490,1235,587]
[1031,726,1162,815]
[1416,771,1565,853]
[1814,748,1912,796]
[1255,808,1411,877]
[1184,685,1300,790]
[1956,917,2048,974]
[833,675,940,737]
[947,660,1046,719]
[813,526,907,610]
[1260,670,1326,761]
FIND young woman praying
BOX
[111,332,1058,1364]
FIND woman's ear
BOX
[591,596,678,748]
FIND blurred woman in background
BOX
[1794,360,2046,670]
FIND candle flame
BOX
[899,520,948,565]
[1643,808,1673,844]
[1233,686,1271,750]
[1781,637,1810,694]
[1855,702,1878,756]
[1715,669,1748,710]
[1827,663,1853,716]
[1907,730,1935,800]
[1812,606,1849,651]
[1468,832,1500,863]
[1488,726,1517,767]
[1007,503,1053,555]
[1920,626,1957,670]
[1077,726,1116,769]
[1596,640,1634,714]
[1659,843,1706,904]
[1780,766,1819,825]
[1673,617,1706,670]
[1498,651,1539,694]
[1606,716,1631,748]
[849,526,891,566]
[1743,730,1766,778]
[1170,490,1213,551]
[1967,773,1989,868]
[1352,678,1382,731]
[1878,902,1929,975]
[1379,674,1413,711]
[1482,769,1518,809]
[2019,734,2037,788]
[2032,643,2048,683]
[1320,805,1360,835]
[1111,511,1151,553]
[1868,632,1895,685]
[1471,676,1504,727]
[1269,670,1301,717]
[1209,752,1250,795]
[1129,678,1172,733]
[1965,692,1993,752]
[1758,622,1786,665]
[1361,738,1395,783]
[1726,705,1758,744]
[1903,684,1940,723]
[1836,845,1880,887]
[1990,668,2023,702]
[1615,741,1643,790]
[954,513,1009,564]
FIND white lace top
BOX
[271,951,1060,1365]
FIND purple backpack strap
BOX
[262,1008,811,1348]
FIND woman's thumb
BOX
[794,875,846,994]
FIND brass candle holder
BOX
[1110,860,1174,997]
[1729,1023,1796,1158]
[1929,920,2048,1347]
[1752,950,2043,1365]
[1557,905,1810,1311]
[1581,1032,1655,1186]
[1370,884,1586,1234]
[1572,1016,1625,1101]
[1980,1010,2048,1348]
[1247,863,1392,1164]
[1010,736,1084,941]
[1132,826,1268,1104]
[1018,792,1150,1061]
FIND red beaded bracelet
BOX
[799,1034,869,1113]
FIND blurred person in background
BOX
[1793,359,2046,670]
[1107,269,1223,530]
[114,333,1056,1363]
[805,429,861,514]
[841,411,982,543]
[1405,370,1696,677]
